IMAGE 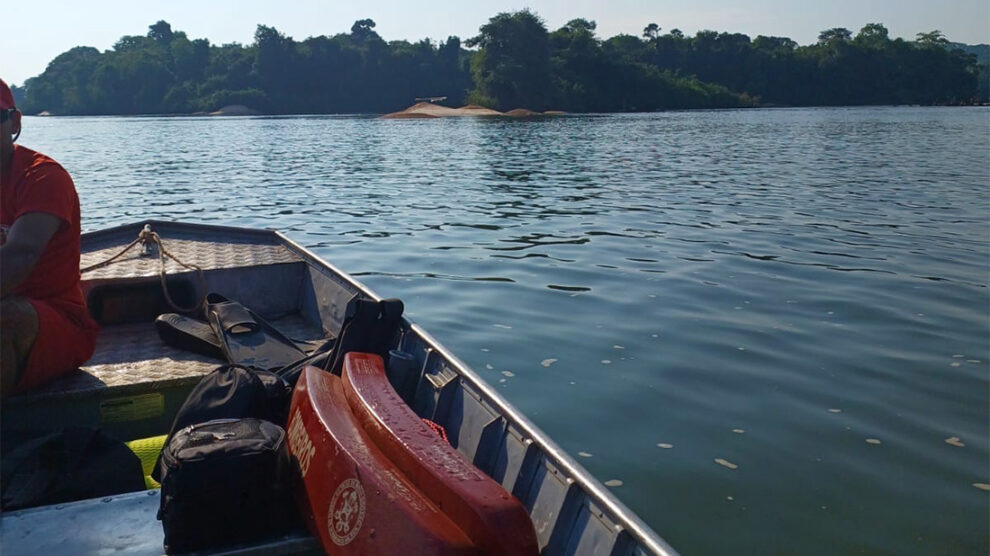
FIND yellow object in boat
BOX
[126,434,168,489]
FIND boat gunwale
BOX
[81,219,281,244]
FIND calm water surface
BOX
[21,108,990,555]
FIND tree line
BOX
[10,11,985,116]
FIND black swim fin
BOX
[155,313,225,360]
[204,293,307,373]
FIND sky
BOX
[3,0,988,86]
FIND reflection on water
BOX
[22,107,990,556]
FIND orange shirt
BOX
[1,144,95,329]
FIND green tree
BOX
[350,19,381,43]
[916,30,949,47]
[253,25,295,110]
[148,20,175,44]
[752,35,797,52]
[466,9,552,110]
[855,23,890,48]
[170,38,210,82]
[20,46,101,114]
[818,28,852,45]
[14,15,982,115]
[113,35,155,52]
[643,23,660,41]
[549,19,605,111]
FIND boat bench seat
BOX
[2,226,346,441]
[0,490,323,556]
[2,314,323,441]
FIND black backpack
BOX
[151,365,290,483]
[156,418,294,553]
[1,427,146,511]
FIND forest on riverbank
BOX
[10,10,987,115]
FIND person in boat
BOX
[0,78,98,398]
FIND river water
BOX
[19,107,989,555]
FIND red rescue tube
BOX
[288,365,477,555]
[342,352,539,556]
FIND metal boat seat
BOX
[1,222,328,441]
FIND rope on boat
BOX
[81,224,207,314]
[422,418,449,444]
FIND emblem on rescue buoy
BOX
[327,478,366,546]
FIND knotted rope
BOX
[81,224,207,314]
[421,418,449,444]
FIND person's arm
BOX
[0,212,63,298]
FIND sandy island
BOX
[382,102,563,119]
[208,104,261,116]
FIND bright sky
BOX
[3,0,988,86]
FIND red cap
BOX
[0,79,15,110]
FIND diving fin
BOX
[155,313,225,360]
[204,293,307,373]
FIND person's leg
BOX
[1,297,40,398]
[10,299,98,396]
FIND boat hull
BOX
[1,220,679,556]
